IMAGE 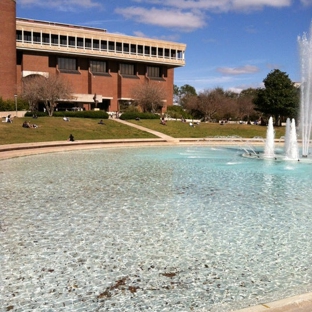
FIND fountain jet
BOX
[264,116,275,158]
[285,118,299,160]
[298,23,312,157]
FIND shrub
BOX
[166,105,192,119]
[25,110,109,119]
[0,97,28,111]
[120,112,159,120]
[24,111,47,117]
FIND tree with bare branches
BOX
[236,88,258,122]
[183,88,226,121]
[131,82,166,113]
[22,74,73,116]
[21,75,42,113]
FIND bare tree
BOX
[197,88,225,121]
[131,81,166,113]
[22,74,73,116]
[236,88,258,122]
[21,75,42,113]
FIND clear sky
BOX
[16,0,312,94]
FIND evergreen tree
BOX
[253,69,299,126]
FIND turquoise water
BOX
[1,146,312,311]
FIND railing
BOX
[16,39,185,64]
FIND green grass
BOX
[129,119,286,139]
[0,117,156,144]
[0,117,286,145]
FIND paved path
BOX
[234,292,312,312]
[113,118,180,143]
[1,119,312,312]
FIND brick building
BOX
[0,0,186,113]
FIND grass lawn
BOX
[129,119,286,139]
[0,117,157,144]
[0,116,286,145]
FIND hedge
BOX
[119,112,160,120]
[25,110,109,119]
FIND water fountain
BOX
[284,118,291,155]
[263,116,275,158]
[285,118,299,160]
[243,24,312,161]
[298,23,312,157]
[242,116,300,161]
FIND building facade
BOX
[0,0,186,112]
[0,0,17,100]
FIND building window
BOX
[120,63,135,76]
[60,35,67,46]
[58,57,76,71]
[138,45,143,55]
[90,60,107,73]
[33,32,41,43]
[109,41,115,52]
[116,42,122,52]
[42,33,49,44]
[144,46,150,56]
[77,37,83,48]
[177,50,183,59]
[131,44,136,54]
[101,40,107,51]
[151,47,157,56]
[68,36,75,47]
[16,30,22,41]
[24,31,31,42]
[158,48,163,57]
[85,39,91,49]
[123,43,129,53]
[51,34,58,45]
[93,39,99,50]
[147,66,161,78]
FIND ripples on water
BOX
[1,146,312,311]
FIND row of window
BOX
[16,30,184,60]
[59,57,162,77]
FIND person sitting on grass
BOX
[68,134,75,142]
[6,115,12,123]
[22,121,31,128]
[160,116,166,125]
[22,121,38,128]
[98,119,105,125]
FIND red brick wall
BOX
[119,75,145,98]
[0,0,17,100]
[22,54,49,72]
[17,51,176,112]
[166,68,174,107]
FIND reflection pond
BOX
[1,146,312,311]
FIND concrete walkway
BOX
[1,119,312,312]
[234,292,312,312]
[113,118,180,143]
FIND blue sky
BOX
[17,0,312,93]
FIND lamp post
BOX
[14,94,17,117]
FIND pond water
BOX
[1,146,312,311]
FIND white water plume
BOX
[298,23,312,157]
